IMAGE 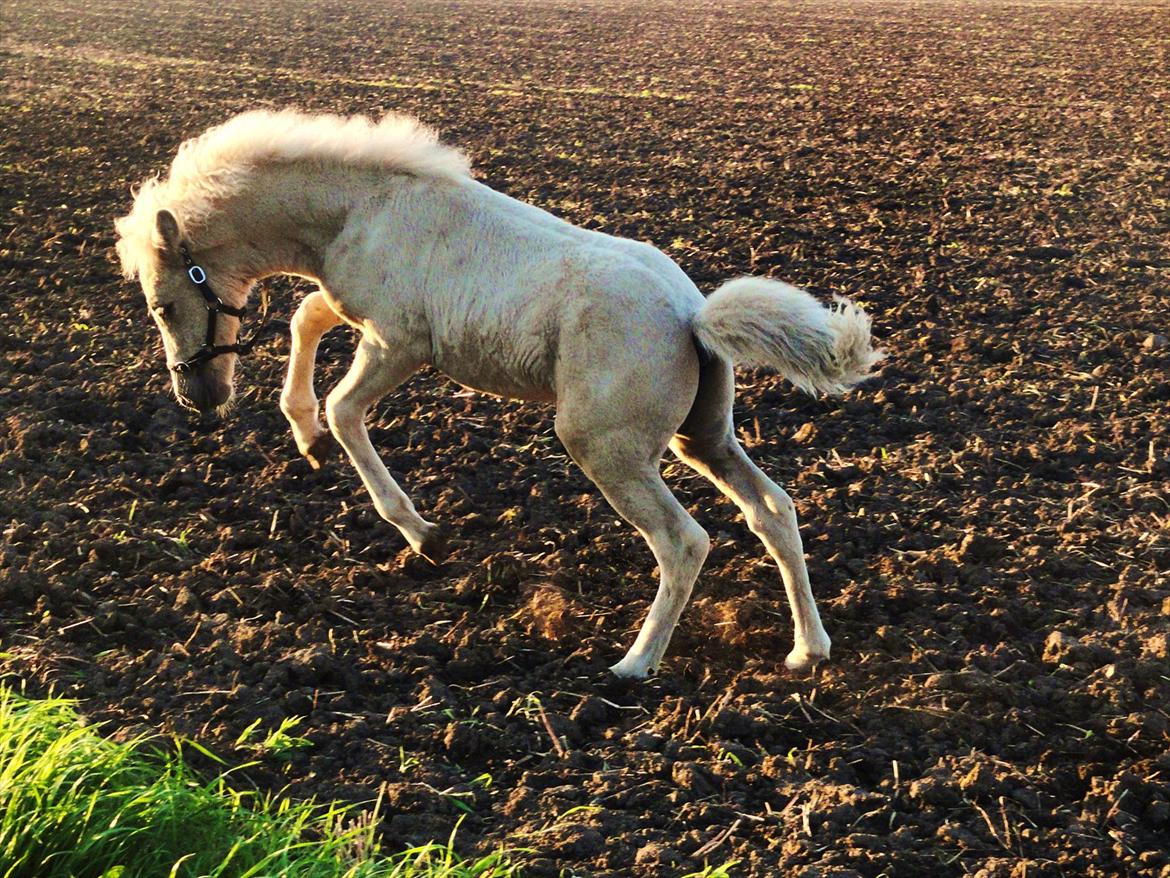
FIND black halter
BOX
[170,244,267,374]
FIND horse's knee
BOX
[763,485,797,522]
[746,486,798,542]
[280,391,313,419]
[290,292,341,349]
[290,298,317,338]
[293,289,331,322]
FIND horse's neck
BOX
[209,163,379,282]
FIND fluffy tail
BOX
[692,277,883,395]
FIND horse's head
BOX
[119,208,246,414]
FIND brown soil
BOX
[1,1,1168,876]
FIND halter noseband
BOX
[170,244,267,374]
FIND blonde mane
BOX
[115,108,472,279]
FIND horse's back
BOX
[328,175,706,416]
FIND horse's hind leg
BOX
[555,356,709,679]
[669,356,832,672]
[559,423,709,678]
[280,290,343,468]
[325,337,443,561]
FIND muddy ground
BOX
[1,1,1168,875]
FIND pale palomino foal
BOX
[116,110,881,679]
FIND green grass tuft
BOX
[0,687,521,878]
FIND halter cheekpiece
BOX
[170,244,265,374]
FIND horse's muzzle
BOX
[173,366,233,413]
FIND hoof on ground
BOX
[608,656,655,680]
[416,524,449,565]
[304,432,340,469]
[784,647,830,674]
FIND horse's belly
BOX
[432,334,557,404]
[448,372,556,404]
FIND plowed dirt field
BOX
[1,1,1168,875]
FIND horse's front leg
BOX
[280,290,343,468]
[325,337,446,562]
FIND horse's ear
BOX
[153,209,182,256]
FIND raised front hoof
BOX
[303,432,340,469]
[784,645,831,674]
[415,525,449,565]
[608,655,657,680]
